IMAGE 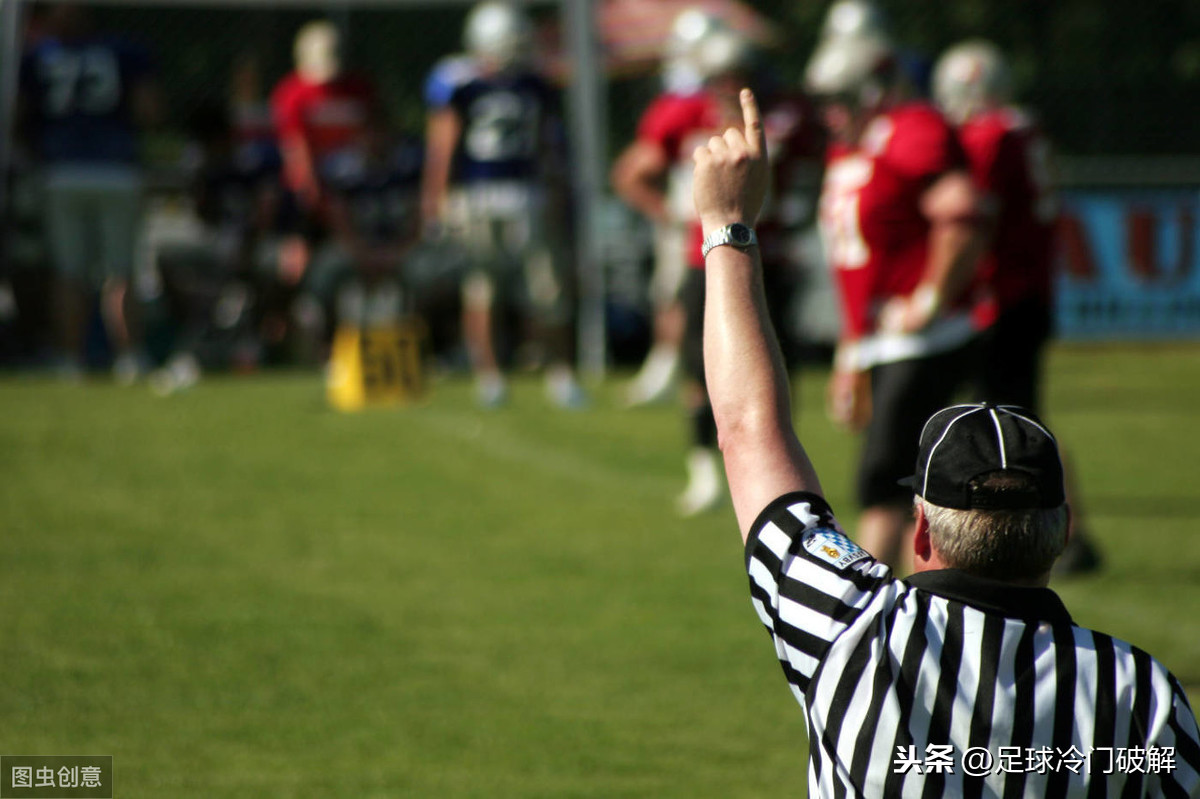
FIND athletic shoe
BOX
[545,369,589,410]
[113,352,147,386]
[676,448,724,517]
[476,374,509,409]
[51,357,85,384]
[149,353,201,397]
[624,346,680,407]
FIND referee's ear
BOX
[911,502,935,572]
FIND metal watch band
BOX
[701,223,758,259]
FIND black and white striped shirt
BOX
[747,492,1200,797]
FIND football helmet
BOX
[804,32,895,108]
[464,2,534,70]
[661,8,722,93]
[932,39,1012,124]
[819,0,890,42]
[294,20,341,84]
[690,26,754,82]
[665,8,721,60]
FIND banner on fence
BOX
[1056,189,1199,339]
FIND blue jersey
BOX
[322,136,423,244]
[423,54,479,109]
[20,35,155,166]
[432,61,561,184]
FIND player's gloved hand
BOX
[878,285,942,334]
[827,367,871,431]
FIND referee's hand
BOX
[692,88,769,234]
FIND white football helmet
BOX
[932,39,1012,124]
[819,0,890,42]
[661,8,722,93]
[665,8,721,60]
[294,20,341,84]
[689,26,754,83]
[804,32,895,107]
[464,2,534,70]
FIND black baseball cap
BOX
[899,403,1066,510]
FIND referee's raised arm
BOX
[695,88,822,540]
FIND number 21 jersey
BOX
[441,67,560,185]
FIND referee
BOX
[694,89,1200,797]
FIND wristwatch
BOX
[701,223,758,260]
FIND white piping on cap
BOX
[989,407,1008,468]
[921,405,986,499]
[918,402,981,444]
[996,404,1057,443]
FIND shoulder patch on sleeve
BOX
[801,528,870,570]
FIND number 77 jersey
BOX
[817,102,971,344]
[20,33,155,166]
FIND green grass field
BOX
[3,344,1199,798]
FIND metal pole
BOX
[0,0,26,272]
[562,0,607,377]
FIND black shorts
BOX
[681,268,707,385]
[857,343,976,508]
[972,300,1053,413]
[680,264,795,386]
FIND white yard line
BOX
[420,408,676,497]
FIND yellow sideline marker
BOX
[326,320,426,411]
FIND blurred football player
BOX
[615,7,721,410]
[932,41,1048,410]
[311,114,424,335]
[228,52,278,174]
[615,21,790,515]
[660,7,720,96]
[271,21,379,216]
[753,58,826,370]
[816,0,933,98]
[148,102,283,394]
[267,20,381,363]
[806,31,990,568]
[932,39,1101,574]
[421,1,585,409]
[18,3,162,381]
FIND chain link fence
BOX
[4,0,1199,366]
[19,0,1198,168]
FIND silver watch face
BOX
[729,223,752,245]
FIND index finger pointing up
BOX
[741,88,766,157]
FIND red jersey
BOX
[270,71,377,163]
[818,102,968,341]
[636,91,727,268]
[959,107,1057,310]
[759,91,825,267]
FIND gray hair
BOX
[918,472,1069,581]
